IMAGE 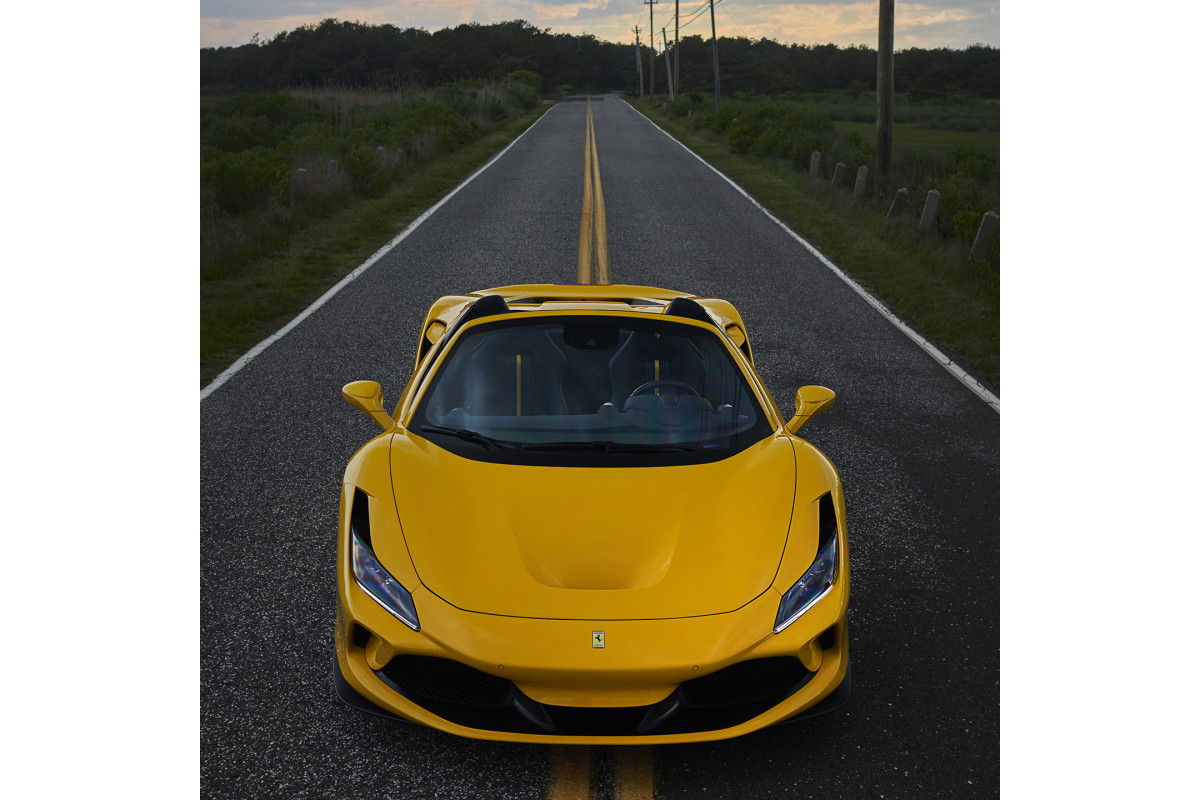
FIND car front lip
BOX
[334,567,850,744]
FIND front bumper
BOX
[333,571,850,744]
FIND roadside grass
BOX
[834,120,999,159]
[788,92,1000,132]
[201,104,551,387]
[628,97,999,387]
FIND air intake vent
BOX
[380,656,515,708]
[817,492,837,551]
[350,488,372,550]
[678,657,811,708]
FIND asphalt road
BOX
[200,96,1000,798]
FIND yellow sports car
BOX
[333,284,850,744]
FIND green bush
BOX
[726,104,772,153]
[201,82,534,281]
[200,91,322,153]
[202,113,276,152]
[939,146,998,185]
[921,147,998,242]
[908,66,956,101]
[700,101,745,135]
[345,145,386,197]
[665,92,706,119]
[506,84,538,110]
[201,146,289,215]
[506,70,542,93]
[398,102,472,151]
[788,132,826,170]
[723,102,835,165]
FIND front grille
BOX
[678,657,811,708]
[374,655,813,737]
[380,656,514,708]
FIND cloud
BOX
[200,2,470,46]
[712,2,997,49]
[895,4,999,49]
[573,2,620,21]
[199,0,999,49]
[200,1,396,20]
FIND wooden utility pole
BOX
[709,0,721,110]
[674,0,681,96]
[634,27,644,98]
[662,27,675,100]
[876,0,894,197]
[645,0,658,101]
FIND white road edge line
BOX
[622,98,1000,415]
[200,105,561,403]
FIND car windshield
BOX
[411,315,774,465]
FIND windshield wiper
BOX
[519,440,699,453]
[419,425,517,449]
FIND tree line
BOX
[201,19,999,100]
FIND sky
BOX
[200,1,999,51]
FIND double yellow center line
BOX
[577,98,610,285]
[547,745,655,800]
[550,98,653,800]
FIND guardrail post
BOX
[971,211,1000,270]
[919,190,940,234]
[832,162,846,188]
[853,165,868,198]
[809,151,821,180]
[886,187,909,219]
[290,168,308,205]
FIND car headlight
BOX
[352,534,420,631]
[774,493,839,633]
[349,488,420,631]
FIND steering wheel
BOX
[629,379,700,398]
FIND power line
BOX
[677,0,715,32]
[717,0,752,40]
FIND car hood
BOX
[384,432,797,620]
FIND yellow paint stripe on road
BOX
[577,100,596,284]
[547,746,596,800]
[614,746,655,800]
[589,103,610,285]
[576,98,610,285]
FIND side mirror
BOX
[785,385,835,435]
[342,381,395,432]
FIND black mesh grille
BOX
[371,654,815,737]
[678,657,811,709]
[380,656,514,708]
